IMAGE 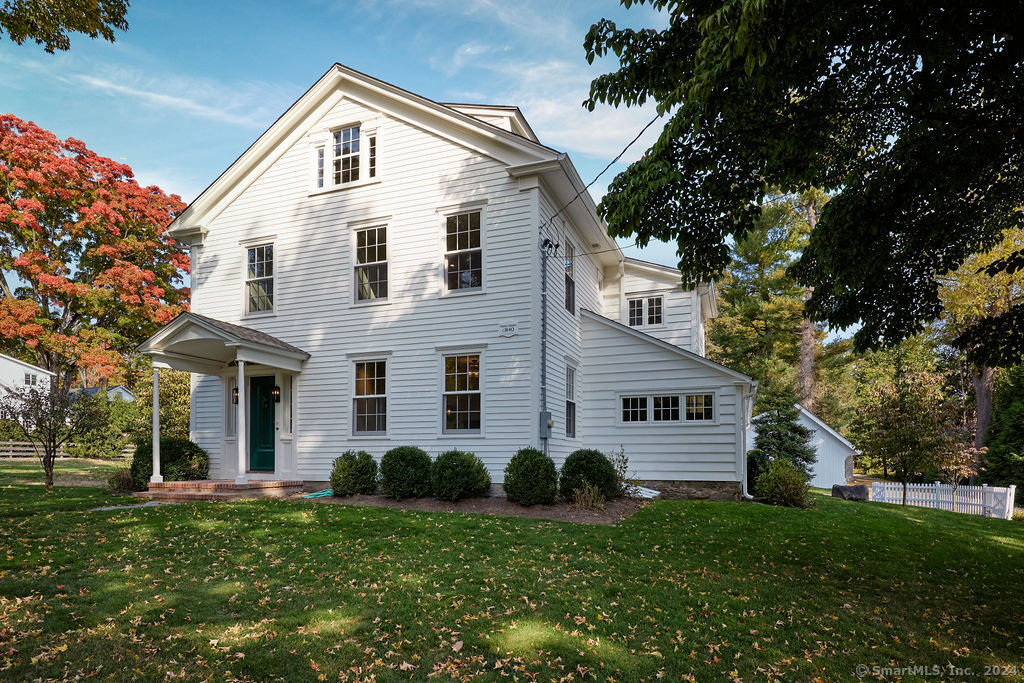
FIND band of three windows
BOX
[622,393,714,422]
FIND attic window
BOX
[333,126,360,185]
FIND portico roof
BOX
[138,312,310,374]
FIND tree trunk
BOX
[901,480,907,506]
[799,288,815,410]
[972,365,994,449]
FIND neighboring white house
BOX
[0,352,53,394]
[70,385,137,403]
[139,64,758,498]
[747,404,859,488]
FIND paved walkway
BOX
[88,501,181,512]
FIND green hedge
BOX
[330,450,378,496]
[503,447,557,506]
[130,438,209,490]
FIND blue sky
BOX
[0,0,679,266]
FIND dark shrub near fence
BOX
[431,450,491,501]
[380,446,432,500]
[503,447,558,506]
[330,450,378,496]
[559,449,618,501]
[130,438,209,490]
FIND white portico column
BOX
[235,360,248,484]
[150,367,162,483]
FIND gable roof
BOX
[71,385,136,399]
[142,312,309,358]
[167,63,566,239]
[752,404,860,454]
[0,352,55,376]
[580,309,754,384]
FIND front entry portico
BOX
[138,312,309,485]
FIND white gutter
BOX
[740,380,759,500]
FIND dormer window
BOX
[627,295,664,327]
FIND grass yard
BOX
[0,480,1022,681]
[0,457,123,486]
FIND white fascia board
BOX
[795,405,860,453]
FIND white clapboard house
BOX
[139,64,758,498]
[747,405,860,489]
[0,352,53,394]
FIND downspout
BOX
[740,381,759,500]
[539,236,549,454]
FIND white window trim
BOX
[565,363,577,439]
[437,201,488,298]
[240,237,277,319]
[351,357,390,438]
[564,240,576,315]
[437,348,485,437]
[350,219,391,306]
[624,291,669,329]
[307,121,382,196]
[615,391,720,426]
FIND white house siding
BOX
[0,353,53,393]
[607,264,700,354]
[190,95,539,482]
[580,314,745,484]
[537,192,604,469]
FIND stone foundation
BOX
[641,480,742,501]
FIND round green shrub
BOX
[130,438,209,490]
[431,450,491,501]
[380,446,431,500]
[559,448,618,501]
[503,447,557,506]
[755,458,813,508]
[107,468,135,494]
[330,450,378,496]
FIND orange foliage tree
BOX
[0,114,188,386]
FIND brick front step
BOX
[134,487,303,502]
[147,479,303,492]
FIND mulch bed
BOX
[302,493,649,525]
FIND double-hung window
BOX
[333,126,360,185]
[355,226,388,301]
[444,211,482,291]
[565,366,576,438]
[353,360,387,435]
[443,354,481,432]
[24,373,37,386]
[627,295,664,327]
[564,243,575,313]
[246,244,274,313]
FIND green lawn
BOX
[0,482,1021,681]
[0,457,123,486]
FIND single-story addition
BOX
[138,63,759,499]
[747,404,859,488]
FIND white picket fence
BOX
[0,440,134,459]
[871,481,1017,520]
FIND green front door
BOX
[249,376,275,472]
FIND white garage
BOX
[747,404,859,489]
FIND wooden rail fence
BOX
[0,441,134,459]
[870,481,1017,520]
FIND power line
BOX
[539,113,662,236]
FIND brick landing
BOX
[135,479,304,502]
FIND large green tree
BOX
[585,1,1024,363]
[0,0,128,52]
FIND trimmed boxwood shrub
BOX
[432,450,491,501]
[130,438,209,490]
[380,446,431,500]
[559,448,618,501]
[755,458,813,508]
[503,447,557,506]
[330,450,378,496]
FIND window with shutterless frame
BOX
[245,244,274,313]
[565,365,576,438]
[333,125,360,185]
[564,242,575,314]
[685,393,714,421]
[627,295,664,327]
[442,353,481,432]
[354,225,388,301]
[353,360,387,435]
[444,211,482,291]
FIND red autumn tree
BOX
[0,113,188,386]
